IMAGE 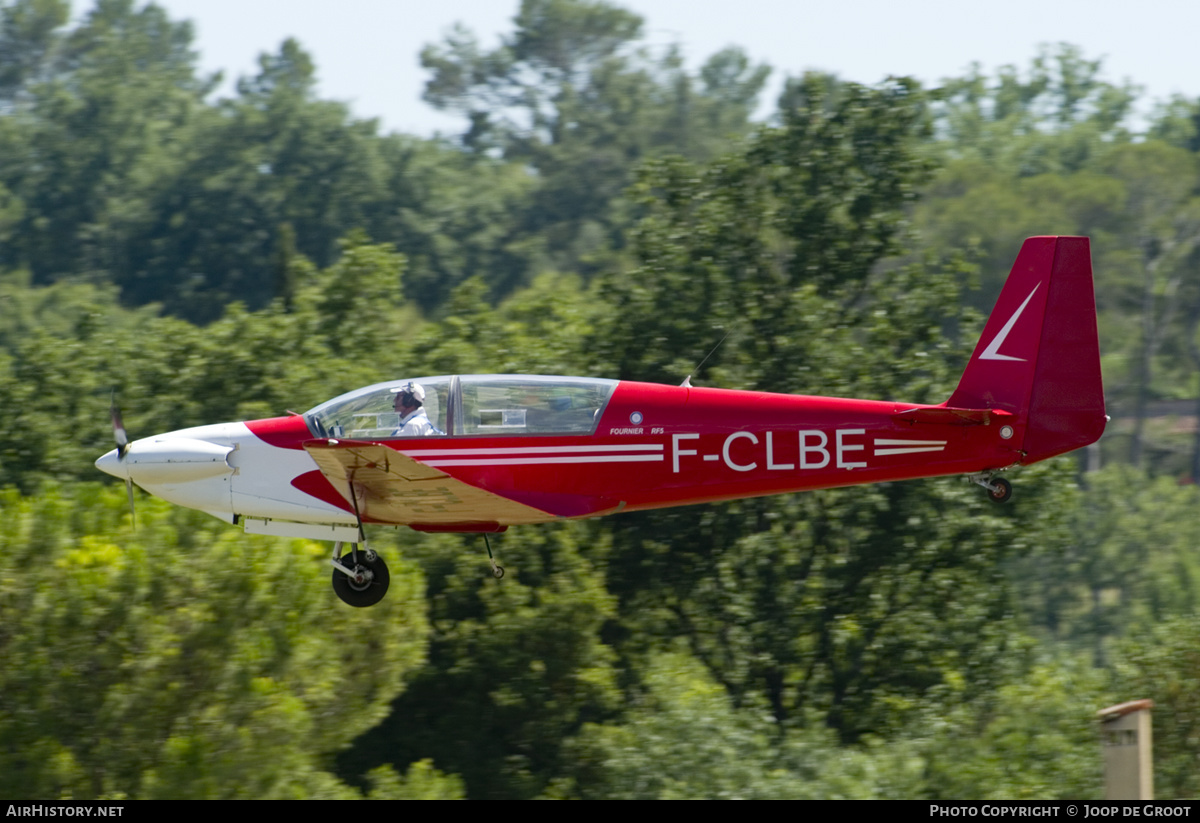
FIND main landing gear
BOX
[484,533,504,579]
[331,541,390,607]
[329,534,506,607]
[968,473,1013,503]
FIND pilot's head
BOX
[392,381,425,413]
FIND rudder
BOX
[947,236,1106,464]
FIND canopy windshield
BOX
[304,375,617,438]
[304,376,453,439]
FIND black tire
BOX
[987,477,1013,503]
[332,550,390,607]
[492,565,505,580]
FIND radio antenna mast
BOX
[681,331,729,387]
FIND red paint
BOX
[252,237,1107,530]
[246,414,312,449]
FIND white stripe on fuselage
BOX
[422,454,665,467]
[400,434,949,470]
[401,444,663,457]
[402,443,665,467]
[873,438,947,456]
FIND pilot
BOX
[392,382,438,436]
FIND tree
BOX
[917,654,1110,800]
[1009,464,1200,660]
[339,524,620,800]
[591,73,936,389]
[110,38,391,320]
[421,0,769,289]
[371,135,537,309]
[929,44,1138,177]
[0,233,415,492]
[566,651,866,799]
[1094,143,1200,469]
[579,74,1065,744]
[1113,615,1200,799]
[0,485,430,798]
[0,0,212,287]
[0,0,70,104]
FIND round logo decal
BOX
[630,412,644,425]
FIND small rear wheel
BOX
[332,550,390,607]
[987,477,1013,503]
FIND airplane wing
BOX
[302,439,555,529]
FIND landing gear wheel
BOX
[483,533,505,581]
[987,477,1013,503]
[332,550,390,607]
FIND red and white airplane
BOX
[97,236,1106,606]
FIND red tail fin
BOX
[947,236,1106,463]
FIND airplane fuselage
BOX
[99,379,1036,535]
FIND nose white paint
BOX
[95,437,234,485]
[96,421,355,525]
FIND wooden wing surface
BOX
[303,440,553,528]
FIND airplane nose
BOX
[95,448,127,480]
[96,437,234,486]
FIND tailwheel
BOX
[968,473,1012,504]
[987,477,1013,503]
[331,543,390,607]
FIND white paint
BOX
[980,283,1040,362]
[798,430,830,470]
[672,432,700,473]
[766,431,794,470]
[722,431,758,472]
[836,429,867,469]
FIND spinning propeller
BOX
[108,392,136,524]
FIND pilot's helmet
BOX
[393,381,426,405]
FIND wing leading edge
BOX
[302,439,556,530]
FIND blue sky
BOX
[135,0,1200,136]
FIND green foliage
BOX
[1148,95,1200,152]
[0,233,415,491]
[374,136,537,308]
[1012,465,1200,658]
[1113,616,1200,800]
[593,74,936,389]
[0,0,69,101]
[341,524,618,799]
[411,271,600,376]
[109,38,393,320]
[930,44,1138,176]
[580,70,1054,751]
[916,654,1111,799]
[421,0,770,283]
[364,760,466,800]
[1,0,211,290]
[0,484,429,799]
[565,649,951,799]
[567,650,830,799]
[3,7,1200,799]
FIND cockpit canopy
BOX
[304,375,618,439]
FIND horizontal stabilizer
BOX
[892,407,1016,427]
